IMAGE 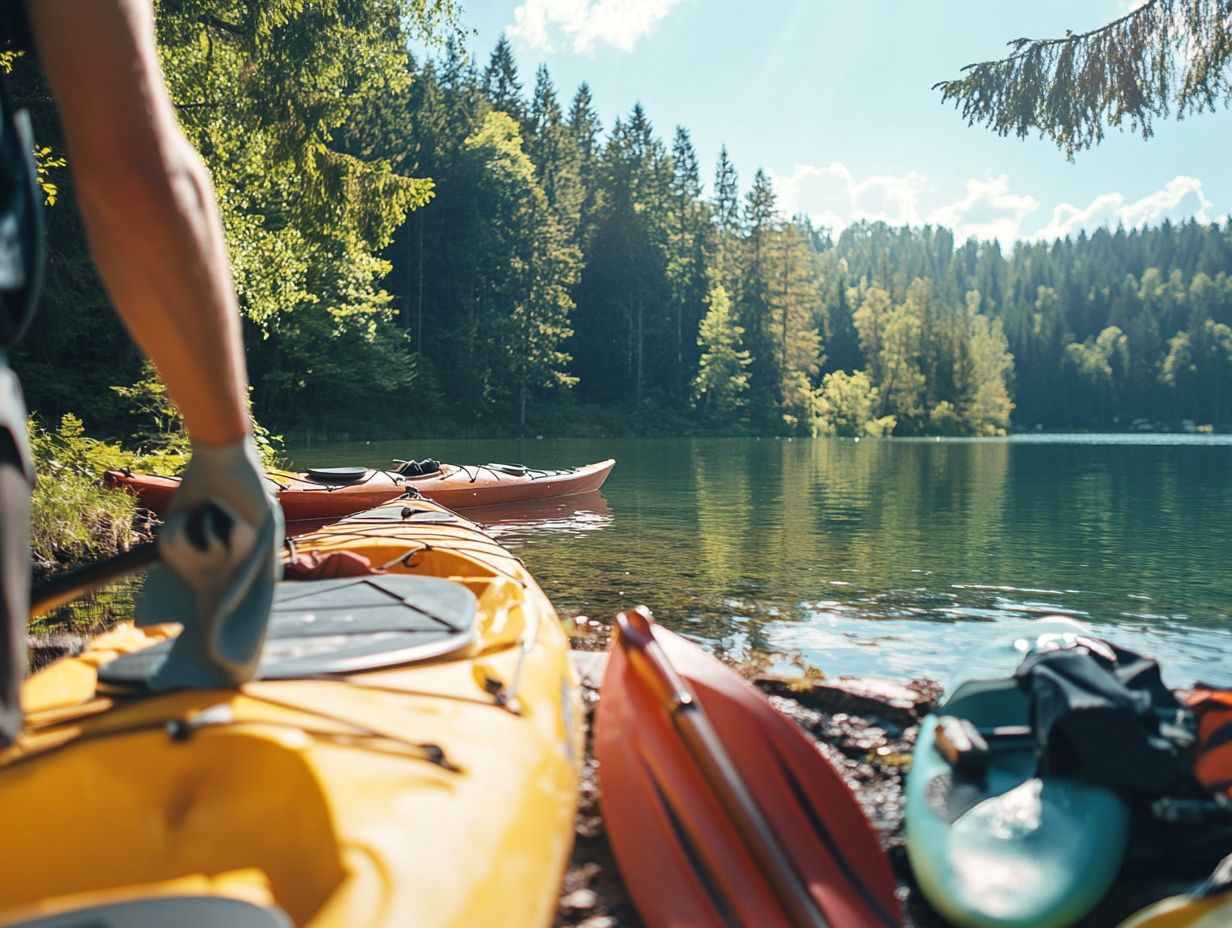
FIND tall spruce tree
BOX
[528,65,583,239]
[739,169,781,424]
[712,146,741,286]
[567,82,604,247]
[483,36,524,121]
[666,127,713,399]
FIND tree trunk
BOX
[416,211,425,353]
[519,372,527,429]
[636,292,644,407]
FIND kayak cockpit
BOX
[0,726,349,926]
[6,894,292,928]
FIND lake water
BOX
[290,435,1232,688]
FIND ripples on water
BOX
[291,434,1232,688]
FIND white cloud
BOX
[927,175,1040,244]
[773,162,927,228]
[775,160,1216,244]
[507,0,685,54]
[1034,176,1213,241]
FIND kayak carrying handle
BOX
[614,606,694,713]
[615,606,832,928]
[30,540,158,618]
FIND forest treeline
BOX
[8,6,1232,442]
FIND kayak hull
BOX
[406,460,615,510]
[103,459,615,520]
[905,617,1130,928]
[1,499,581,928]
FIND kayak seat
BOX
[8,896,293,928]
[98,576,478,687]
[942,676,1030,728]
[923,677,1037,822]
[304,466,367,483]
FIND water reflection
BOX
[473,492,613,544]
[288,436,1232,688]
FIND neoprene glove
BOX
[135,437,283,689]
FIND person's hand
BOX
[135,437,283,689]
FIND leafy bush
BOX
[810,371,896,437]
[28,414,142,570]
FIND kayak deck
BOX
[1,500,581,928]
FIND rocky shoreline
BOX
[555,649,1224,928]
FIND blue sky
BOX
[451,0,1229,244]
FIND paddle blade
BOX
[596,610,901,928]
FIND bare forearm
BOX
[27,0,249,446]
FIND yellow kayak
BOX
[0,498,581,927]
[1117,853,1232,928]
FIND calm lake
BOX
[290,435,1232,688]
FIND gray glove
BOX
[135,437,283,689]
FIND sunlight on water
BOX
[289,435,1232,687]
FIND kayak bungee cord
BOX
[278,469,405,493]
[0,701,462,775]
[446,463,576,485]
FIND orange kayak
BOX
[103,458,615,521]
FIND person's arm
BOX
[26,0,282,690]
[26,0,248,446]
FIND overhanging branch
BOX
[934,0,1232,158]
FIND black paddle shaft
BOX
[29,540,158,618]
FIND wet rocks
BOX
[754,673,941,727]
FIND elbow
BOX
[73,139,218,239]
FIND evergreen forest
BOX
[8,5,1232,444]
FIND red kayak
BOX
[104,458,615,521]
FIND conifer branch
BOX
[935,0,1232,157]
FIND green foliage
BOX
[110,363,283,470]
[936,0,1232,158]
[1065,325,1131,419]
[693,284,751,415]
[810,370,895,437]
[28,416,140,568]
[963,314,1015,435]
[1160,319,1232,422]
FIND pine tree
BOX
[853,284,892,385]
[712,146,740,283]
[527,65,583,238]
[665,127,712,400]
[738,168,780,423]
[459,111,579,426]
[483,36,524,121]
[765,223,825,427]
[567,82,604,245]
